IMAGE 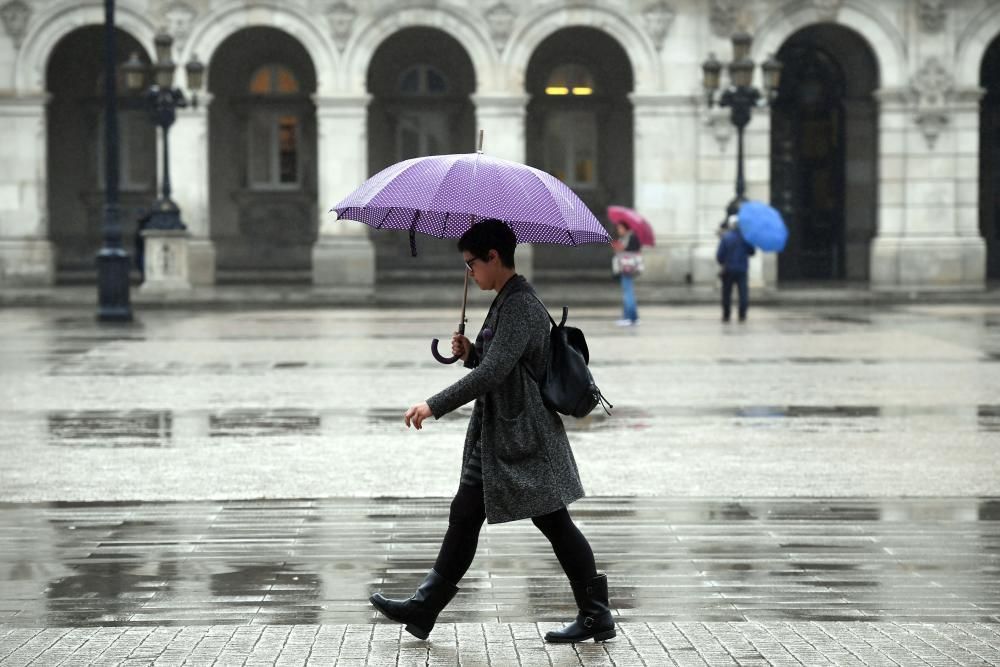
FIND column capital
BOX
[0,94,49,114]
[313,94,371,112]
[629,92,697,107]
[471,93,529,111]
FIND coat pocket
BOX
[492,411,540,462]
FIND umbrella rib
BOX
[376,208,392,230]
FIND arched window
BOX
[248,64,301,187]
[397,64,449,95]
[542,64,597,188]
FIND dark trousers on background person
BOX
[433,481,598,584]
[721,270,749,322]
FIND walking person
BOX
[716,217,756,322]
[611,221,642,326]
[369,219,615,644]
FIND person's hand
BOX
[404,402,433,430]
[610,239,624,252]
[451,333,472,361]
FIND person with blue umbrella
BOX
[716,200,788,323]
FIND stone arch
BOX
[956,4,1000,89]
[754,0,905,89]
[15,0,156,94]
[344,7,494,94]
[505,5,659,93]
[182,1,338,96]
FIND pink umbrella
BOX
[607,205,655,247]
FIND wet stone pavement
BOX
[1,303,999,664]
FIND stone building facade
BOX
[0,0,998,290]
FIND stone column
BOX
[0,97,54,285]
[312,95,376,292]
[473,94,533,279]
[631,94,697,284]
[871,88,986,289]
[171,94,214,285]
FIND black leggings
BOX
[433,482,598,584]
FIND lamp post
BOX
[702,32,783,215]
[122,30,203,231]
[96,0,132,321]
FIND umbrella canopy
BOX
[607,205,655,247]
[332,152,611,247]
[737,201,788,252]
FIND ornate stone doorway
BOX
[208,27,318,283]
[46,26,155,284]
[770,25,878,282]
[525,27,633,281]
[981,34,1000,281]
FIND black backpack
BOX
[528,298,612,419]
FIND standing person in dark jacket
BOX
[716,221,756,322]
[369,219,615,644]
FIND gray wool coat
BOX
[426,275,586,524]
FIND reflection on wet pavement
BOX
[0,497,997,627]
[28,403,1000,449]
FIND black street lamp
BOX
[122,30,203,231]
[702,32,783,215]
[96,0,132,321]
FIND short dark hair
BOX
[457,218,516,268]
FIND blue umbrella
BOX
[737,201,788,252]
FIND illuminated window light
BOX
[571,87,593,95]
[545,86,569,95]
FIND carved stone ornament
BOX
[812,0,843,22]
[709,0,738,38]
[326,1,357,52]
[163,2,195,46]
[917,0,946,34]
[642,2,676,51]
[910,57,954,148]
[0,0,31,49]
[484,3,515,54]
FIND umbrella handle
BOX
[431,339,461,364]
[431,269,471,365]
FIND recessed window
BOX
[543,111,597,188]
[247,64,302,187]
[545,64,595,96]
[398,64,449,95]
[96,110,155,191]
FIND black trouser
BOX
[433,482,598,584]
[721,269,749,320]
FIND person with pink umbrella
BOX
[607,206,654,327]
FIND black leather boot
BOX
[544,574,616,643]
[369,569,458,640]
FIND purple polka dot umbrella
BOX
[331,144,612,365]
[331,152,612,250]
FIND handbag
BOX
[612,252,644,277]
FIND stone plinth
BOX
[140,229,191,292]
[0,239,54,285]
[312,220,375,290]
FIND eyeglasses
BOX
[464,256,482,272]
